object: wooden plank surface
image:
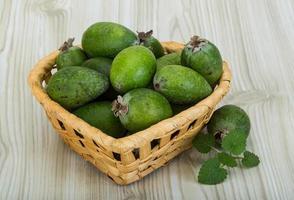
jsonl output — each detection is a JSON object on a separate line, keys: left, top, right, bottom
{"left": 1, "top": 0, "right": 294, "bottom": 199}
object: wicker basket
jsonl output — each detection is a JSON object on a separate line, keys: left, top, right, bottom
{"left": 28, "top": 41, "right": 231, "bottom": 185}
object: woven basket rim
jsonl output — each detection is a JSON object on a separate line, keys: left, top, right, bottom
{"left": 28, "top": 41, "right": 231, "bottom": 153}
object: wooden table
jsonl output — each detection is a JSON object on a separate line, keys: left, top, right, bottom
{"left": 1, "top": 0, "right": 294, "bottom": 199}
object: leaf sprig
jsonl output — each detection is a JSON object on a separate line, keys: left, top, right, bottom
{"left": 193, "top": 130, "right": 260, "bottom": 185}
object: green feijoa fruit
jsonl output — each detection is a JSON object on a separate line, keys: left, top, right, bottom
{"left": 46, "top": 66, "right": 109, "bottom": 110}
{"left": 112, "top": 88, "right": 173, "bottom": 133}
{"left": 110, "top": 46, "right": 156, "bottom": 94}
{"left": 56, "top": 38, "right": 87, "bottom": 70}
{"left": 135, "top": 30, "right": 164, "bottom": 58}
{"left": 73, "top": 101, "right": 126, "bottom": 138}
{"left": 82, "top": 22, "right": 137, "bottom": 58}
{"left": 81, "top": 57, "right": 112, "bottom": 76}
{"left": 207, "top": 105, "right": 251, "bottom": 141}
{"left": 156, "top": 52, "right": 181, "bottom": 72}
{"left": 81, "top": 57, "right": 119, "bottom": 100}
{"left": 153, "top": 65, "right": 212, "bottom": 104}
{"left": 181, "top": 36, "right": 223, "bottom": 85}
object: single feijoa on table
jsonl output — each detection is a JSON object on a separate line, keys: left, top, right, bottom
{"left": 181, "top": 36, "right": 223, "bottom": 85}
{"left": 73, "top": 101, "right": 126, "bottom": 138}
{"left": 46, "top": 66, "right": 109, "bottom": 110}
{"left": 153, "top": 65, "right": 212, "bottom": 104}
{"left": 82, "top": 22, "right": 137, "bottom": 58}
{"left": 56, "top": 38, "right": 87, "bottom": 70}
{"left": 135, "top": 30, "right": 165, "bottom": 58}
{"left": 207, "top": 105, "right": 251, "bottom": 140}
{"left": 110, "top": 46, "right": 156, "bottom": 94}
{"left": 112, "top": 88, "right": 173, "bottom": 133}
{"left": 81, "top": 57, "right": 113, "bottom": 76}
{"left": 156, "top": 52, "right": 181, "bottom": 72}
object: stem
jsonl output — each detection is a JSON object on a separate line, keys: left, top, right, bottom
{"left": 210, "top": 146, "right": 244, "bottom": 159}
{"left": 231, "top": 156, "right": 243, "bottom": 159}
{"left": 59, "top": 38, "right": 75, "bottom": 51}
{"left": 210, "top": 146, "right": 221, "bottom": 153}
{"left": 187, "top": 35, "right": 208, "bottom": 52}
{"left": 137, "top": 30, "right": 153, "bottom": 44}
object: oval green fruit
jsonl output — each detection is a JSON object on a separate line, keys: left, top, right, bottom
{"left": 73, "top": 101, "right": 126, "bottom": 138}
{"left": 153, "top": 65, "right": 212, "bottom": 104}
{"left": 56, "top": 38, "right": 87, "bottom": 70}
{"left": 112, "top": 88, "right": 173, "bottom": 133}
{"left": 181, "top": 36, "right": 223, "bottom": 85}
{"left": 136, "top": 30, "right": 164, "bottom": 58}
{"left": 207, "top": 105, "right": 251, "bottom": 138}
{"left": 81, "top": 57, "right": 112, "bottom": 76}
{"left": 82, "top": 22, "right": 137, "bottom": 58}
{"left": 46, "top": 66, "right": 109, "bottom": 110}
{"left": 81, "top": 57, "right": 119, "bottom": 100}
{"left": 110, "top": 46, "right": 156, "bottom": 94}
{"left": 156, "top": 52, "right": 181, "bottom": 72}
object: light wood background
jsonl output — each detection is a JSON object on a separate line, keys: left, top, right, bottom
{"left": 1, "top": 0, "right": 294, "bottom": 199}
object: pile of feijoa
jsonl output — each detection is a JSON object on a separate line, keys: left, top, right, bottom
{"left": 46, "top": 22, "right": 224, "bottom": 138}
{"left": 45, "top": 21, "right": 260, "bottom": 185}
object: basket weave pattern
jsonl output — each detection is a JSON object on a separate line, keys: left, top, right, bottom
{"left": 28, "top": 42, "right": 231, "bottom": 185}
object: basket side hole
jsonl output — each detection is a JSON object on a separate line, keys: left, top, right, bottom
{"left": 74, "top": 130, "right": 84, "bottom": 139}
{"left": 42, "top": 80, "right": 47, "bottom": 88}
{"left": 92, "top": 139, "right": 100, "bottom": 148}
{"left": 79, "top": 140, "right": 85, "bottom": 148}
{"left": 107, "top": 175, "right": 114, "bottom": 181}
{"left": 171, "top": 130, "right": 180, "bottom": 140}
{"left": 132, "top": 148, "right": 140, "bottom": 160}
{"left": 188, "top": 120, "right": 197, "bottom": 130}
{"left": 57, "top": 120, "right": 65, "bottom": 130}
{"left": 151, "top": 139, "right": 160, "bottom": 149}
{"left": 112, "top": 152, "right": 121, "bottom": 161}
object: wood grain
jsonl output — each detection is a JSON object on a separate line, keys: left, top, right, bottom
{"left": 1, "top": 0, "right": 294, "bottom": 199}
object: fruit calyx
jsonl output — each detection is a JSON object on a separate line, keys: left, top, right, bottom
{"left": 137, "top": 30, "right": 153, "bottom": 44}
{"left": 112, "top": 96, "right": 128, "bottom": 117}
{"left": 187, "top": 35, "right": 208, "bottom": 52}
{"left": 59, "top": 37, "right": 75, "bottom": 52}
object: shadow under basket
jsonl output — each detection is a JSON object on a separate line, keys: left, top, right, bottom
{"left": 28, "top": 41, "right": 232, "bottom": 185}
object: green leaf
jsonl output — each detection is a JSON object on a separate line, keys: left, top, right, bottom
{"left": 242, "top": 151, "right": 260, "bottom": 167}
{"left": 192, "top": 131, "right": 215, "bottom": 153}
{"left": 218, "top": 152, "right": 237, "bottom": 167}
{"left": 221, "top": 131, "right": 246, "bottom": 155}
{"left": 198, "top": 158, "right": 227, "bottom": 185}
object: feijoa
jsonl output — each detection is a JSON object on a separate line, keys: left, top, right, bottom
{"left": 82, "top": 22, "right": 137, "bottom": 58}
{"left": 156, "top": 52, "right": 181, "bottom": 72}
{"left": 153, "top": 65, "right": 212, "bottom": 104}
{"left": 110, "top": 46, "right": 156, "bottom": 94}
{"left": 81, "top": 57, "right": 119, "bottom": 100}
{"left": 73, "top": 101, "right": 126, "bottom": 138}
{"left": 181, "top": 36, "right": 223, "bottom": 85}
{"left": 56, "top": 38, "right": 87, "bottom": 70}
{"left": 112, "top": 88, "right": 173, "bottom": 133}
{"left": 207, "top": 105, "right": 251, "bottom": 140}
{"left": 136, "top": 30, "right": 164, "bottom": 58}
{"left": 46, "top": 66, "right": 109, "bottom": 110}
{"left": 81, "top": 57, "right": 112, "bottom": 76}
